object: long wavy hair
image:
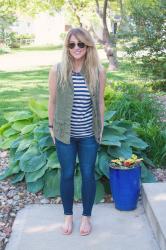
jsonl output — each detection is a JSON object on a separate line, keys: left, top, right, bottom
{"left": 58, "top": 27, "right": 101, "bottom": 93}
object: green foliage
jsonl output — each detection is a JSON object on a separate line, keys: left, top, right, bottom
{"left": 0, "top": 99, "right": 105, "bottom": 202}
{"left": 0, "top": 0, "right": 64, "bottom": 49}
{"left": 0, "top": 11, "right": 17, "bottom": 46}
{"left": 0, "top": 98, "right": 155, "bottom": 202}
{"left": 149, "top": 80, "right": 166, "bottom": 92}
{"left": 124, "top": 0, "right": 166, "bottom": 79}
{"left": 0, "top": 67, "right": 49, "bottom": 126}
{"left": 0, "top": 0, "right": 62, "bottom": 17}
{"left": 104, "top": 82, "right": 166, "bottom": 166}
{"left": 100, "top": 115, "right": 148, "bottom": 163}
{"left": 0, "top": 45, "right": 11, "bottom": 54}
{"left": 8, "top": 32, "right": 35, "bottom": 48}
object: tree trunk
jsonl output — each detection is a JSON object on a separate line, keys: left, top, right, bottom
{"left": 68, "top": 0, "right": 83, "bottom": 27}
{"left": 95, "top": 0, "right": 118, "bottom": 71}
{"left": 104, "top": 41, "right": 118, "bottom": 71}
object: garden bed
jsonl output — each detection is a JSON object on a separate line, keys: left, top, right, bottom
{"left": 0, "top": 149, "right": 165, "bottom": 250}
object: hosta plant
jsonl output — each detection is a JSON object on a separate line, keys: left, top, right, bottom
{"left": 0, "top": 99, "right": 156, "bottom": 203}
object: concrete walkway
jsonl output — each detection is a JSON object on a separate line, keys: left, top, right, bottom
{"left": 5, "top": 200, "right": 159, "bottom": 250}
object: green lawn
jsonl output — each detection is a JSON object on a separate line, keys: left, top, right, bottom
{"left": 0, "top": 48, "right": 165, "bottom": 166}
{"left": 105, "top": 58, "right": 155, "bottom": 83}
{"left": 0, "top": 67, "right": 50, "bottom": 125}
{"left": 11, "top": 45, "right": 63, "bottom": 53}
{"left": 0, "top": 52, "right": 157, "bottom": 126}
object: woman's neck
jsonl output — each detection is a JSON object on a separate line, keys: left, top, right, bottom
{"left": 73, "top": 59, "right": 84, "bottom": 73}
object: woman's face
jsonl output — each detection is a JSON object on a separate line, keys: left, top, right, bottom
{"left": 68, "top": 35, "right": 87, "bottom": 61}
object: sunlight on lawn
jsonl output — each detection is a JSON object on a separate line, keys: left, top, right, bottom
{"left": 0, "top": 47, "right": 153, "bottom": 126}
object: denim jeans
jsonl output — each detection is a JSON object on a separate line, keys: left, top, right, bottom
{"left": 55, "top": 135, "right": 99, "bottom": 216}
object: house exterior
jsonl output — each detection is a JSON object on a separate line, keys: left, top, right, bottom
{"left": 12, "top": 12, "right": 66, "bottom": 45}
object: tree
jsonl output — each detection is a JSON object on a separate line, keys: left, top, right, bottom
{"left": 64, "top": 0, "right": 120, "bottom": 70}
{"left": 0, "top": 0, "right": 123, "bottom": 70}
{"left": 0, "top": 0, "right": 42, "bottom": 45}
{"left": 125, "top": 0, "right": 166, "bottom": 79}
{"left": 0, "top": 1, "right": 17, "bottom": 45}
{"left": 94, "top": 0, "right": 118, "bottom": 70}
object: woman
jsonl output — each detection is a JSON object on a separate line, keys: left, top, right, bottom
{"left": 48, "top": 27, "right": 105, "bottom": 236}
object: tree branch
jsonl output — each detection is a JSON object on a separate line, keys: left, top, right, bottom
{"left": 102, "top": 0, "right": 110, "bottom": 43}
{"left": 89, "top": 25, "right": 105, "bottom": 44}
{"left": 95, "top": 0, "right": 103, "bottom": 18}
{"left": 68, "top": 0, "right": 82, "bottom": 27}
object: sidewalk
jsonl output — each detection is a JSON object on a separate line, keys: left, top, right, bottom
{"left": 5, "top": 201, "right": 159, "bottom": 250}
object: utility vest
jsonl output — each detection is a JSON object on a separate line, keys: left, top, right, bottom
{"left": 53, "top": 63, "right": 102, "bottom": 144}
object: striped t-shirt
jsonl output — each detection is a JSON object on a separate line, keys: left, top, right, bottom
{"left": 70, "top": 71, "right": 94, "bottom": 137}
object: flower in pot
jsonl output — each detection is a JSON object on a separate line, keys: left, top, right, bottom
{"left": 109, "top": 154, "right": 143, "bottom": 211}
{"left": 111, "top": 154, "right": 143, "bottom": 169}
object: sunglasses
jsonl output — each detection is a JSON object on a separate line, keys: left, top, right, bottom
{"left": 68, "top": 42, "right": 86, "bottom": 49}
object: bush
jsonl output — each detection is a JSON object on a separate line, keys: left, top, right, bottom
{"left": 0, "top": 45, "right": 11, "bottom": 54}
{"left": 149, "top": 80, "right": 166, "bottom": 92}
{"left": 124, "top": 0, "right": 165, "bottom": 80}
{"left": 0, "top": 99, "right": 155, "bottom": 201}
{"left": 9, "top": 32, "right": 35, "bottom": 48}
{"left": 104, "top": 82, "right": 166, "bottom": 166}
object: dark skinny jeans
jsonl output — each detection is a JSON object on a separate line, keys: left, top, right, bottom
{"left": 55, "top": 135, "right": 99, "bottom": 216}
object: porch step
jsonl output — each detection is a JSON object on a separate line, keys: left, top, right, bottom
{"left": 142, "top": 182, "right": 166, "bottom": 250}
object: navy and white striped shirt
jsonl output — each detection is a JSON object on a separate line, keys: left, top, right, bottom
{"left": 70, "top": 72, "right": 94, "bottom": 137}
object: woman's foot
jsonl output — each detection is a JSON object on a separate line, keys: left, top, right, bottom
{"left": 61, "top": 215, "right": 73, "bottom": 235}
{"left": 80, "top": 215, "right": 92, "bottom": 236}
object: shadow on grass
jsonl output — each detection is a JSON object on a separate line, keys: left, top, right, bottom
{"left": 0, "top": 67, "right": 50, "bottom": 81}
{"left": 0, "top": 67, "right": 50, "bottom": 126}
{"left": 0, "top": 91, "right": 48, "bottom": 126}
{"left": 104, "top": 58, "right": 151, "bottom": 82}
{"left": 0, "top": 57, "right": 158, "bottom": 126}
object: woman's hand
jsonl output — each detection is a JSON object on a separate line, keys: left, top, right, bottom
{"left": 49, "top": 127, "right": 55, "bottom": 145}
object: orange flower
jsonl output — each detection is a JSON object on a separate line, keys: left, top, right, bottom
{"left": 123, "top": 161, "right": 132, "bottom": 167}
{"left": 110, "top": 154, "right": 143, "bottom": 169}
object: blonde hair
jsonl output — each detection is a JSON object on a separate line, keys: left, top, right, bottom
{"left": 58, "top": 27, "right": 101, "bottom": 93}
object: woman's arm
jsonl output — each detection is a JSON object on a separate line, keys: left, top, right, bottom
{"left": 48, "top": 64, "right": 57, "bottom": 144}
{"left": 99, "top": 66, "right": 106, "bottom": 140}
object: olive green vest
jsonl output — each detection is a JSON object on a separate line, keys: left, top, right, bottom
{"left": 53, "top": 63, "right": 102, "bottom": 144}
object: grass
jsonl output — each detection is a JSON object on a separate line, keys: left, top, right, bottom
{"left": 11, "top": 44, "right": 63, "bottom": 53}
{"left": 0, "top": 45, "right": 63, "bottom": 55}
{"left": 0, "top": 67, "right": 50, "bottom": 125}
{"left": 0, "top": 54, "right": 144, "bottom": 126}
{"left": 0, "top": 48, "right": 164, "bottom": 126}
{"left": 0, "top": 47, "right": 165, "bottom": 166}
{"left": 104, "top": 58, "right": 159, "bottom": 84}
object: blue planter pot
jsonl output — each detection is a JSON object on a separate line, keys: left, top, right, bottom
{"left": 109, "top": 164, "right": 141, "bottom": 211}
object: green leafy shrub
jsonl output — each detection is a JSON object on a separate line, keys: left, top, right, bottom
{"left": 0, "top": 99, "right": 155, "bottom": 202}
{"left": 149, "top": 80, "right": 166, "bottom": 92}
{"left": 104, "top": 82, "right": 166, "bottom": 166}
{"left": 0, "top": 45, "right": 11, "bottom": 54}
{"left": 124, "top": 0, "right": 165, "bottom": 80}
{"left": 8, "top": 32, "right": 35, "bottom": 48}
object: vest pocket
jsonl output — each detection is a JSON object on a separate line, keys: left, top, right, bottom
{"left": 54, "top": 120, "right": 69, "bottom": 138}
